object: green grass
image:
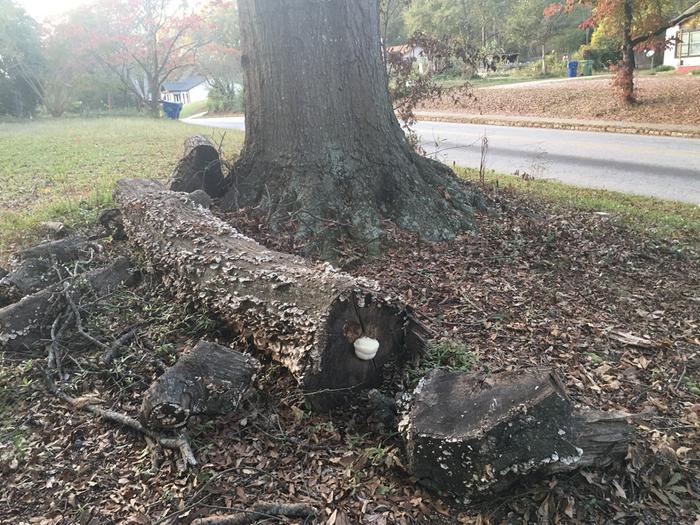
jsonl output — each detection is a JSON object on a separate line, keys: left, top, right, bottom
{"left": 0, "top": 117, "right": 243, "bottom": 261}
{"left": 179, "top": 99, "right": 209, "bottom": 119}
{"left": 460, "top": 168, "right": 700, "bottom": 246}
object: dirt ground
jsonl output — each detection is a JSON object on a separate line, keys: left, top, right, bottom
{"left": 422, "top": 75, "right": 700, "bottom": 126}
{"left": 1, "top": 184, "right": 699, "bottom": 524}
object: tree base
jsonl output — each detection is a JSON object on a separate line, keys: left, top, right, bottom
{"left": 222, "top": 152, "right": 483, "bottom": 257}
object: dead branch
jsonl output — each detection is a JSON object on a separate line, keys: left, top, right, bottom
{"left": 190, "top": 503, "right": 316, "bottom": 525}
{"left": 101, "top": 323, "right": 142, "bottom": 365}
{"left": 44, "top": 371, "right": 197, "bottom": 470}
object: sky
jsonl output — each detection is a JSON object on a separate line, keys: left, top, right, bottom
{"left": 17, "top": 0, "right": 91, "bottom": 21}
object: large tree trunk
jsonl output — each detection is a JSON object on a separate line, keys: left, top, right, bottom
{"left": 223, "top": 0, "right": 481, "bottom": 256}
{"left": 115, "top": 179, "right": 428, "bottom": 410}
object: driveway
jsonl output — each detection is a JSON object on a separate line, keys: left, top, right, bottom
{"left": 182, "top": 116, "right": 700, "bottom": 205}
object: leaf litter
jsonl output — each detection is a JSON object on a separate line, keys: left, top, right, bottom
{"left": 1, "top": 182, "right": 698, "bottom": 524}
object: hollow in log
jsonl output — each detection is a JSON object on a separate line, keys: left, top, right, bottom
{"left": 169, "top": 135, "right": 225, "bottom": 197}
{"left": 140, "top": 340, "right": 259, "bottom": 430}
{"left": 399, "top": 368, "right": 633, "bottom": 497}
{"left": 114, "top": 179, "right": 427, "bottom": 410}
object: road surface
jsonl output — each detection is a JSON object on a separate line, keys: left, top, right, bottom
{"left": 182, "top": 116, "right": 700, "bottom": 204}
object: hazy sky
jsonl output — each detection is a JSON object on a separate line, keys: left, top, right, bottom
{"left": 17, "top": 0, "right": 91, "bottom": 21}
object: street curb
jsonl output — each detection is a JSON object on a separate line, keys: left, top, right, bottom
{"left": 413, "top": 113, "right": 700, "bottom": 139}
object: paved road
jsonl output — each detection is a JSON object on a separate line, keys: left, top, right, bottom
{"left": 183, "top": 116, "right": 700, "bottom": 204}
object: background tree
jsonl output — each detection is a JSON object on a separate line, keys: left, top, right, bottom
{"left": 0, "top": 0, "right": 42, "bottom": 117}
{"left": 75, "top": 0, "right": 204, "bottom": 115}
{"left": 506, "top": 0, "right": 589, "bottom": 73}
{"left": 547, "top": 0, "right": 700, "bottom": 102}
{"left": 225, "top": 0, "right": 481, "bottom": 257}
{"left": 196, "top": 1, "right": 244, "bottom": 112}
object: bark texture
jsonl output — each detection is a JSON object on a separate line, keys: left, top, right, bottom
{"left": 0, "top": 257, "right": 139, "bottom": 354}
{"left": 400, "top": 368, "right": 632, "bottom": 497}
{"left": 170, "top": 135, "right": 226, "bottom": 197}
{"left": 0, "top": 236, "right": 97, "bottom": 306}
{"left": 140, "top": 340, "right": 259, "bottom": 430}
{"left": 223, "top": 0, "right": 481, "bottom": 253}
{"left": 115, "top": 179, "right": 427, "bottom": 410}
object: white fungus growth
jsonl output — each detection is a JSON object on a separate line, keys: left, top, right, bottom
{"left": 353, "top": 336, "right": 379, "bottom": 360}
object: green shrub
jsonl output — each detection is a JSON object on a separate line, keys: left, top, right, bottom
{"left": 691, "top": 69, "right": 700, "bottom": 76}
{"left": 653, "top": 64, "right": 675, "bottom": 72}
{"left": 207, "top": 87, "right": 245, "bottom": 114}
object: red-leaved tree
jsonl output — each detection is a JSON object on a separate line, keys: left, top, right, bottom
{"left": 546, "top": 0, "right": 700, "bottom": 103}
{"left": 74, "top": 0, "right": 205, "bottom": 115}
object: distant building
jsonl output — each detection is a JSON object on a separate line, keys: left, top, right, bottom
{"left": 161, "top": 75, "right": 210, "bottom": 105}
{"left": 386, "top": 44, "right": 428, "bottom": 74}
{"left": 664, "top": 1, "right": 700, "bottom": 73}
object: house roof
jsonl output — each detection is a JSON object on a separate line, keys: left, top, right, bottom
{"left": 161, "top": 75, "right": 206, "bottom": 92}
{"left": 672, "top": 1, "right": 700, "bottom": 25}
{"left": 386, "top": 44, "right": 422, "bottom": 55}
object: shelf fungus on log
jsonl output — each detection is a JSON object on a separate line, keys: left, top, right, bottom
{"left": 169, "top": 135, "right": 226, "bottom": 198}
{"left": 114, "top": 179, "right": 428, "bottom": 410}
{"left": 399, "top": 368, "right": 633, "bottom": 498}
{"left": 140, "top": 340, "right": 259, "bottom": 430}
{"left": 0, "top": 257, "right": 139, "bottom": 354}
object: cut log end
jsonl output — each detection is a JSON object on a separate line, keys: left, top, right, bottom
{"left": 140, "top": 341, "right": 259, "bottom": 430}
{"left": 303, "top": 290, "right": 419, "bottom": 410}
{"left": 400, "top": 368, "right": 633, "bottom": 498}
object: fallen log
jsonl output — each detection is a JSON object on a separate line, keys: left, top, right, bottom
{"left": 169, "top": 135, "right": 226, "bottom": 197}
{"left": 0, "top": 236, "right": 97, "bottom": 306}
{"left": 399, "top": 368, "right": 633, "bottom": 498}
{"left": 140, "top": 340, "right": 259, "bottom": 430}
{"left": 114, "top": 179, "right": 427, "bottom": 410}
{"left": 0, "top": 257, "right": 139, "bottom": 353}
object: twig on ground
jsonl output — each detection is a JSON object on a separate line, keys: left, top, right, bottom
{"left": 43, "top": 370, "right": 198, "bottom": 469}
{"left": 190, "top": 503, "right": 316, "bottom": 525}
{"left": 63, "top": 283, "right": 110, "bottom": 351}
{"left": 101, "top": 323, "right": 142, "bottom": 365}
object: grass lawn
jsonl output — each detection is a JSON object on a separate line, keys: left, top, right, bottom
{"left": 460, "top": 167, "right": 700, "bottom": 247}
{"left": 0, "top": 117, "right": 243, "bottom": 261}
{"left": 179, "top": 99, "right": 209, "bottom": 118}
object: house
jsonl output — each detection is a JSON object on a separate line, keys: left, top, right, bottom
{"left": 663, "top": 1, "right": 700, "bottom": 73}
{"left": 386, "top": 44, "right": 429, "bottom": 74}
{"left": 161, "top": 75, "right": 210, "bottom": 105}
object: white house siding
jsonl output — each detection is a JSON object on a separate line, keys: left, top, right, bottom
{"left": 188, "top": 82, "right": 210, "bottom": 103}
{"left": 664, "top": 24, "right": 700, "bottom": 69}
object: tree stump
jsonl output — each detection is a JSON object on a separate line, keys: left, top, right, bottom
{"left": 169, "top": 135, "right": 226, "bottom": 197}
{"left": 140, "top": 340, "right": 259, "bottom": 430}
{"left": 0, "top": 257, "right": 139, "bottom": 354}
{"left": 400, "top": 368, "right": 633, "bottom": 497}
{"left": 114, "top": 179, "right": 427, "bottom": 410}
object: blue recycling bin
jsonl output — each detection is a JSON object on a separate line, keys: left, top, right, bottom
{"left": 162, "top": 100, "right": 183, "bottom": 120}
{"left": 567, "top": 60, "right": 579, "bottom": 78}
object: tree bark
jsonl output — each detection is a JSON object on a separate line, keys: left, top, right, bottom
{"left": 0, "top": 257, "right": 139, "bottom": 354}
{"left": 115, "top": 179, "right": 428, "bottom": 410}
{"left": 620, "top": 0, "right": 636, "bottom": 103}
{"left": 223, "top": 0, "right": 481, "bottom": 256}
{"left": 140, "top": 340, "right": 259, "bottom": 430}
{"left": 400, "top": 368, "right": 633, "bottom": 497}
{"left": 0, "top": 236, "right": 97, "bottom": 306}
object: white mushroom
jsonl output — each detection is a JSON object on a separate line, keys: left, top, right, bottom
{"left": 353, "top": 336, "right": 379, "bottom": 360}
